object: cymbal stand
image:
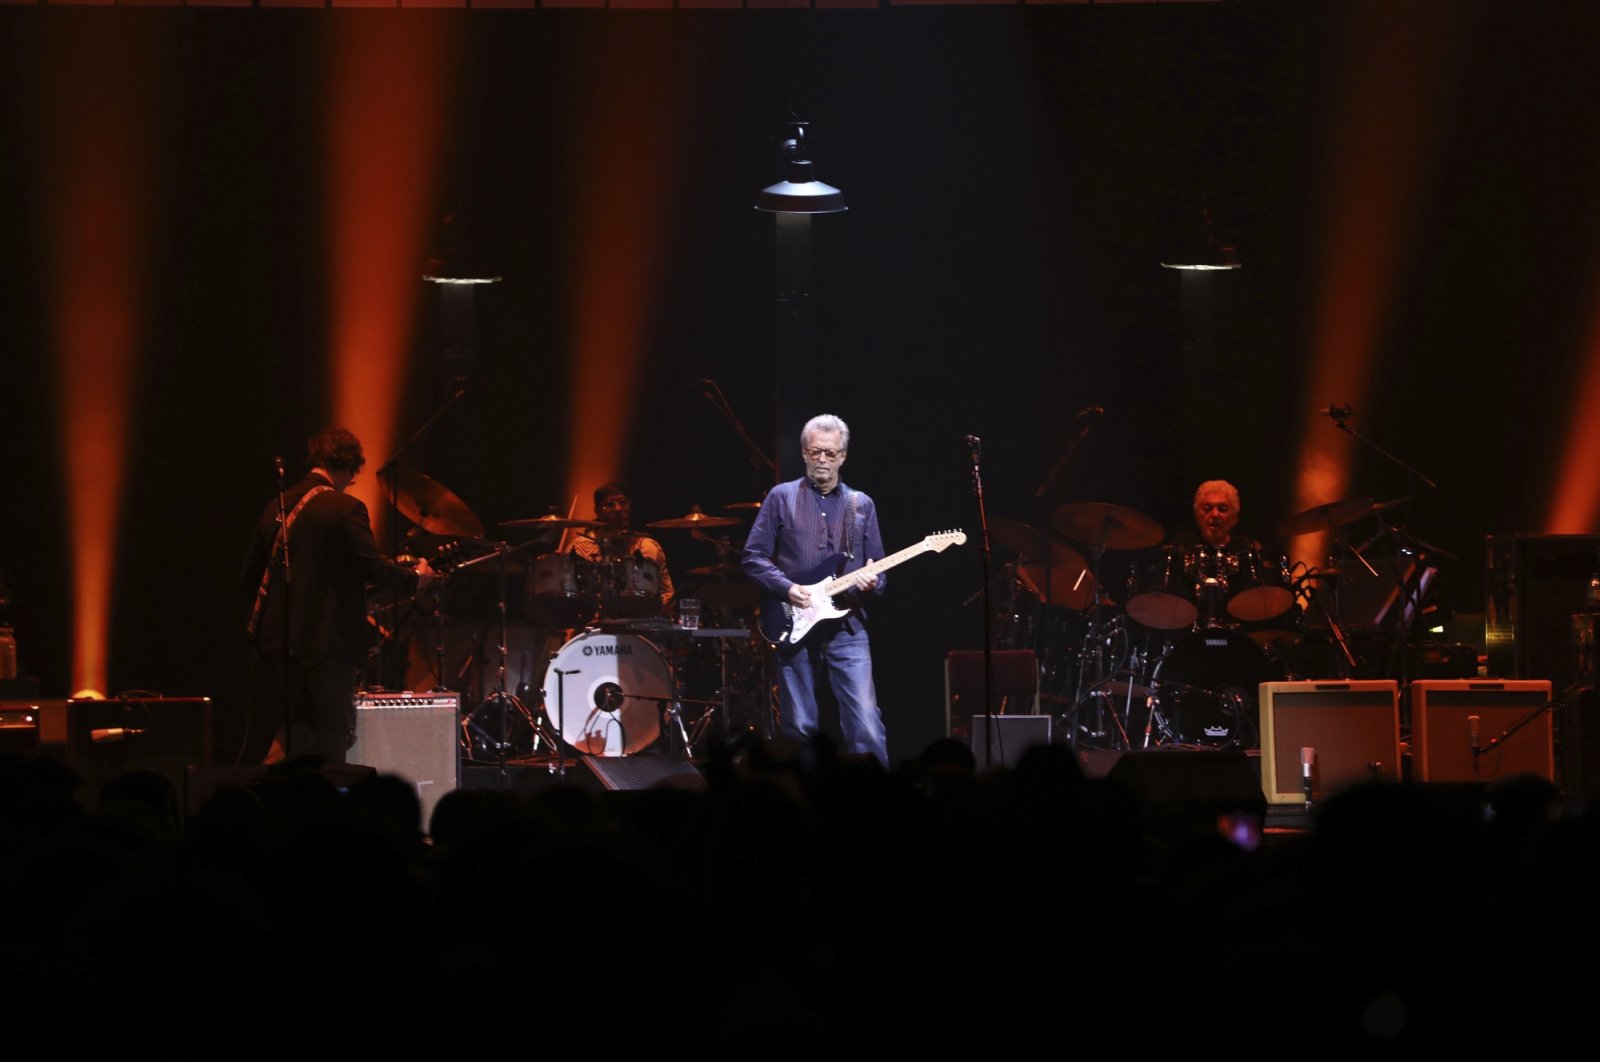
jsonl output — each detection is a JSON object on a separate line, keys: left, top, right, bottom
{"left": 459, "top": 542, "right": 555, "bottom": 783}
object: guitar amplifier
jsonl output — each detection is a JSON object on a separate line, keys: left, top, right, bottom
{"left": 350, "top": 690, "right": 460, "bottom": 832}
{"left": 1410, "top": 679, "right": 1554, "bottom": 784}
{"left": 1259, "top": 681, "right": 1401, "bottom": 805}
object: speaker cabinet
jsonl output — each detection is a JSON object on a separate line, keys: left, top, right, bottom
{"left": 967, "top": 714, "right": 1052, "bottom": 771}
{"left": 580, "top": 754, "right": 705, "bottom": 791}
{"left": 350, "top": 702, "right": 460, "bottom": 829}
{"left": 1409, "top": 680, "right": 1554, "bottom": 784}
{"left": 39, "top": 696, "right": 213, "bottom": 806}
{"left": 1259, "top": 681, "right": 1400, "bottom": 805}
{"left": 944, "top": 650, "right": 1039, "bottom": 736}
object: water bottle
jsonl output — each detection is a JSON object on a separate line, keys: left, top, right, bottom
{"left": 0, "top": 626, "right": 16, "bottom": 681}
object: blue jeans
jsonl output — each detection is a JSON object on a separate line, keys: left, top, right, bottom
{"left": 774, "top": 620, "right": 888, "bottom": 767}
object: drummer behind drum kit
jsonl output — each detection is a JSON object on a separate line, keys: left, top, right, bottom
{"left": 995, "top": 501, "right": 1326, "bottom": 753}
{"left": 375, "top": 470, "right": 768, "bottom": 767}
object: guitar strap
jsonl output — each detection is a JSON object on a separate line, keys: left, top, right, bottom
{"left": 247, "top": 484, "right": 333, "bottom": 637}
{"left": 838, "top": 487, "right": 858, "bottom": 572}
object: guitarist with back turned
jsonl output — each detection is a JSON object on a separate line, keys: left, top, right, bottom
{"left": 743, "top": 413, "right": 890, "bottom": 767}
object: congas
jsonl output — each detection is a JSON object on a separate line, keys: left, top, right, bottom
{"left": 526, "top": 553, "right": 598, "bottom": 629}
{"left": 1227, "top": 548, "right": 1295, "bottom": 623}
{"left": 1151, "top": 627, "right": 1284, "bottom": 749}
{"left": 1124, "top": 546, "right": 1198, "bottom": 630}
{"left": 542, "top": 630, "right": 673, "bottom": 756}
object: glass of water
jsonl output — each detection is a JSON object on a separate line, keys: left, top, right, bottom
{"left": 678, "top": 598, "right": 701, "bottom": 630}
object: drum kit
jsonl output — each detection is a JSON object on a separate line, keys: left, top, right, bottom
{"left": 374, "top": 469, "right": 772, "bottom": 768}
{"left": 995, "top": 498, "right": 1389, "bottom": 753}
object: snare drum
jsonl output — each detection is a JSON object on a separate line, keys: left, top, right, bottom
{"left": 1227, "top": 548, "right": 1294, "bottom": 622}
{"left": 542, "top": 630, "right": 674, "bottom": 756}
{"left": 1124, "top": 546, "right": 1198, "bottom": 630}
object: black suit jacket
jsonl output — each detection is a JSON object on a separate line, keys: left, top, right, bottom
{"left": 242, "top": 474, "right": 418, "bottom": 668}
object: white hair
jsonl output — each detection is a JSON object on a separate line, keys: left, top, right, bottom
{"left": 801, "top": 413, "right": 850, "bottom": 452}
{"left": 1193, "top": 479, "right": 1240, "bottom": 511}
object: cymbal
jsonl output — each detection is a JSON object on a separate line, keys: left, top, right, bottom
{"left": 647, "top": 505, "right": 744, "bottom": 530}
{"left": 991, "top": 518, "right": 1058, "bottom": 563}
{"left": 1276, "top": 496, "right": 1407, "bottom": 538}
{"left": 1016, "top": 559, "right": 1099, "bottom": 612}
{"left": 725, "top": 501, "right": 764, "bottom": 511}
{"left": 1050, "top": 502, "right": 1164, "bottom": 552}
{"left": 381, "top": 468, "right": 484, "bottom": 538}
{"left": 500, "top": 514, "right": 603, "bottom": 530}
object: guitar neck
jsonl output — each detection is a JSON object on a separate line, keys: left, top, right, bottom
{"left": 825, "top": 540, "right": 931, "bottom": 591}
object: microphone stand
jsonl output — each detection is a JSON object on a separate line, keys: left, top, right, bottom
{"left": 274, "top": 457, "right": 295, "bottom": 759}
{"left": 968, "top": 436, "right": 997, "bottom": 770}
{"left": 698, "top": 379, "right": 779, "bottom": 486}
{"left": 1472, "top": 680, "right": 1584, "bottom": 771}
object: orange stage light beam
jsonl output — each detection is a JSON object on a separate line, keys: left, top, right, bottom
{"left": 562, "top": 31, "right": 697, "bottom": 510}
{"left": 1291, "top": 1, "right": 1459, "bottom": 572}
{"left": 325, "top": 15, "right": 463, "bottom": 529}
{"left": 1546, "top": 307, "right": 1600, "bottom": 532}
{"left": 38, "top": 22, "right": 171, "bottom": 697}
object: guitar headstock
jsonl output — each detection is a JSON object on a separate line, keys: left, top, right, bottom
{"left": 924, "top": 529, "right": 967, "bottom": 552}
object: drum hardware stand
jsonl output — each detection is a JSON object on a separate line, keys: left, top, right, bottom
{"left": 459, "top": 542, "right": 558, "bottom": 780}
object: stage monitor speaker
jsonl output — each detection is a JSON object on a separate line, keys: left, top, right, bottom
{"left": 967, "top": 714, "right": 1051, "bottom": 771}
{"left": 350, "top": 701, "right": 460, "bottom": 831}
{"left": 581, "top": 755, "right": 705, "bottom": 792}
{"left": 945, "top": 650, "right": 1039, "bottom": 736}
{"left": 1259, "top": 681, "right": 1400, "bottom": 805}
{"left": 1410, "top": 680, "right": 1554, "bottom": 784}
{"left": 40, "top": 696, "right": 213, "bottom": 807}
{"left": 1103, "top": 749, "right": 1266, "bottom": 847}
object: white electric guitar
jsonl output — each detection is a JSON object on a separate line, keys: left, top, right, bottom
{"left": 758, "top": 529, "right": 967, "bottom": 646}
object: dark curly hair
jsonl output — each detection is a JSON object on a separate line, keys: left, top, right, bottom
{"left": 307, "top": 427, "right": 366, "bottom": 474}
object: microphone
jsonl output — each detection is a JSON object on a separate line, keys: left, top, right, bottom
{"left": 965, "top": 434, "right": 981, "bottom": 448}
{"left": 91, "top": 727, "right": 145, "bottom": 744}
{"left": 273, "top": 455, "right": 286, "bottom": 480}
{"left": 1074, "top": 405, "right": 1105, "bottom": 422}
{"left": 1321, "top": 403, "right": 1352, "bottom": 419}
{"left": 1301, "top": 746, "right": 1315, "bottom": 808}
{"left": 1469, "top": 714, "right": 1481, "bottom": 758}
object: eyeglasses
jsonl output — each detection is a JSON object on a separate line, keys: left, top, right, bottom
{"left": 804, "top": 448, "right": 843, "bottom": 461}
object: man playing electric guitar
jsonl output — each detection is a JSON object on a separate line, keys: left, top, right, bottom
{"left": 742, "top": 414, "right": 890, "bottom": 768}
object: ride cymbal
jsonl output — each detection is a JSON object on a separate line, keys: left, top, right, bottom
{"left": 380, "top": 468, "right": 485, "bottom": 538}
{"left": 1276, "top": 497, "right": 1386, "bottom": 537}
{"left": 1049, "top": 502, "right": 1164, "bottom": 552}
{"left": 647, "top": 505, "right": 744, "bottom": 530}
{"left": 500, "top": 514, "right": 603, "bottom": 530}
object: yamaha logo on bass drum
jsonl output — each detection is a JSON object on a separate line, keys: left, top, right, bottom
{"left": 582, "top": 643, "right": 634, "bottom": 657}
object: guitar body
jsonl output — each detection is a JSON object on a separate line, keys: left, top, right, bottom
{"left": 755, "top": 530, "right": 967, "bottom": 647}
{"left": 758, "top": 557, "right": 856, "bottom": 647}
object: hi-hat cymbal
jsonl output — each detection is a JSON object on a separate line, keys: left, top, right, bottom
{"left": 381, "top": 468, "right": 484, "bottom": 538}
{"left": 725, "top": 501, "right": 764, "bottom": 511}
{"left": 1050, "top": 502, "right": 1164, "bottom": 552}
{"left": 647, "top": 505, "right": 744, "bottom": 530}
{"left": 500, "top": 514, "right": 603, "bottom": 531}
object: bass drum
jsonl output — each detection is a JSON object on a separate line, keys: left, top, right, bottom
{"left": 1152, "top": 628, "right": 1284, "bottom": 749}
{"left": 542, "top": 630, "right": 673, "bottom": 756}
